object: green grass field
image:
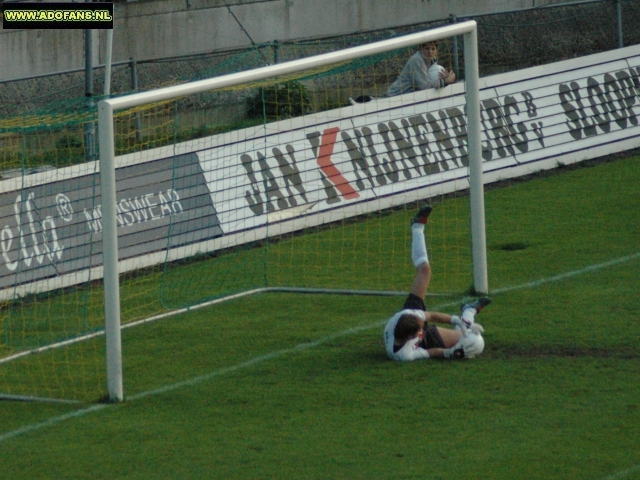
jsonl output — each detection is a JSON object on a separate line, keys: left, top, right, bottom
{"left": 0, "top": 155, "right": 639, "bottom": 479}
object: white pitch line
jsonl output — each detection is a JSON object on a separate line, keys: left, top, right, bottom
{"left": 0, "top": 404, "right": 108, "bottom": 443}
{"left": 127, "top": 323, "right": 375, "bottom": 402}
{"left": 491, "top": 252, "right": 640, "bottom": 294}
{"left": 0, "top": 324, "right": 379, "bottom": 444}
{"left": 0, "top": 251, "right": 639, "bottom": 447}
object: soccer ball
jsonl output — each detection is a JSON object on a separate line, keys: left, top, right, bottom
{"left": 427, "top": 64, "right": 445, "bottom": 85}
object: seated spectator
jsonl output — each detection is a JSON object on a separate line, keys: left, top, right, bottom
{"left": 387, "top": 41, "right": 456, "bottom": 97}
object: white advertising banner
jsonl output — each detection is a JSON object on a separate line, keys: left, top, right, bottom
{"left": 196, "top": 45, "right": 640, "bottom": 240}
{"left": 1, "top": 44, "right": 639, "bottom": 299}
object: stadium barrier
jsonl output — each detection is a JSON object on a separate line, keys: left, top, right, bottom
{"left": 0, "top": 43, "right": 638, "bottom": 301}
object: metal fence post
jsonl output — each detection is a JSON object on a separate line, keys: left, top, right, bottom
{"left": 449, "top": 14, "right": 460, "bottom": 77}
{"left": 616, "top": 0, "right": 623, "bottom": 48}
{"left": 130, "top": 56, "right": 142, "bottom": 142}
{"left": 84, "top": 28, "right": 96, "bottom": 162}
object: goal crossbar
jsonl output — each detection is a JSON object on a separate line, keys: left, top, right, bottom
{"left": 97, "top": 20, "right": 486, "bottom": 402}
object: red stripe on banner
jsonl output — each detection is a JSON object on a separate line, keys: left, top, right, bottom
{"left": 316, "top": 127, "right": 360, "bottom": 199}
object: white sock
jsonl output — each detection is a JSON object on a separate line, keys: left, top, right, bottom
{"left": 461, "top": 307, "right": 477, "bottom": 325}
{"left": 411, "top": 223, "right": 429, "bottom": 267}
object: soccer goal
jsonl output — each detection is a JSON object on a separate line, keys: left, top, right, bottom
{"left": 95, "top": 20, "right": 486, "bottom": 402}
{"left": 0, "top": 21, "right": 486, "bottom": 403}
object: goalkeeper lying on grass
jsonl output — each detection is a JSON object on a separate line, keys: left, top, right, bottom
{"left": 384, "top": 205, "right": 490, "bottom": 361}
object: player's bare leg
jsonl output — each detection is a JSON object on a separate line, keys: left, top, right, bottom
{"left": 437, "top": 325, "right": 463, "bottom": 347}
{"left": 410, "top": 263, "right": 431, "bottom": 301}
{"left": 409, "top": 204, "right": 433, "bottom": 300}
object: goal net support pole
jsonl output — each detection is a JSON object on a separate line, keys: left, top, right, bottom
{"left": 97, "top": 20, "right": 486, "bottom": 402}
{"left": 464, "top": 27, "right": 489, "bottom": 295}
{"left": 97, "top": 101, "right": 124, "bottom": 402}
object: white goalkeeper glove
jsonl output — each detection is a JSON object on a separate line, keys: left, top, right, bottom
{"left": 444, "top": 332, "right": 484, "bottom": 359}
{"left": 450, "top": 315, "right": 468, "bottom": 337}
{"left": 469, "top": 322, "right": 484, "bottom": 335}
{"left": 451, "top": 316, "right": 484, "bottom": 337}
{"left": 443, "top": 346, "right": 465, "bottom": 359}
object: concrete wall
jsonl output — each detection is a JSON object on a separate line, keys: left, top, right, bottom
{"left": 1, "top": 0, "right": 581, "bottom": 81}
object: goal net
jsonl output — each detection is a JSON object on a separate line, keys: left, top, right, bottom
{"left": 0, "top": 21, "right": 485, "bottom": 403}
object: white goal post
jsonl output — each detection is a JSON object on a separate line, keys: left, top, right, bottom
{"left": 97, "top": 20, "right": 487, "bottom": 402}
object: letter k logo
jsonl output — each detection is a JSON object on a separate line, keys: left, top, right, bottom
{"left": 316, "top": 128, "right": 360, "bottom": 200}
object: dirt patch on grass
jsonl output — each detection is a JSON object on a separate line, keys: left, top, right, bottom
{"left": 487, "top": 344, "right": 639, "bottom": 360}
